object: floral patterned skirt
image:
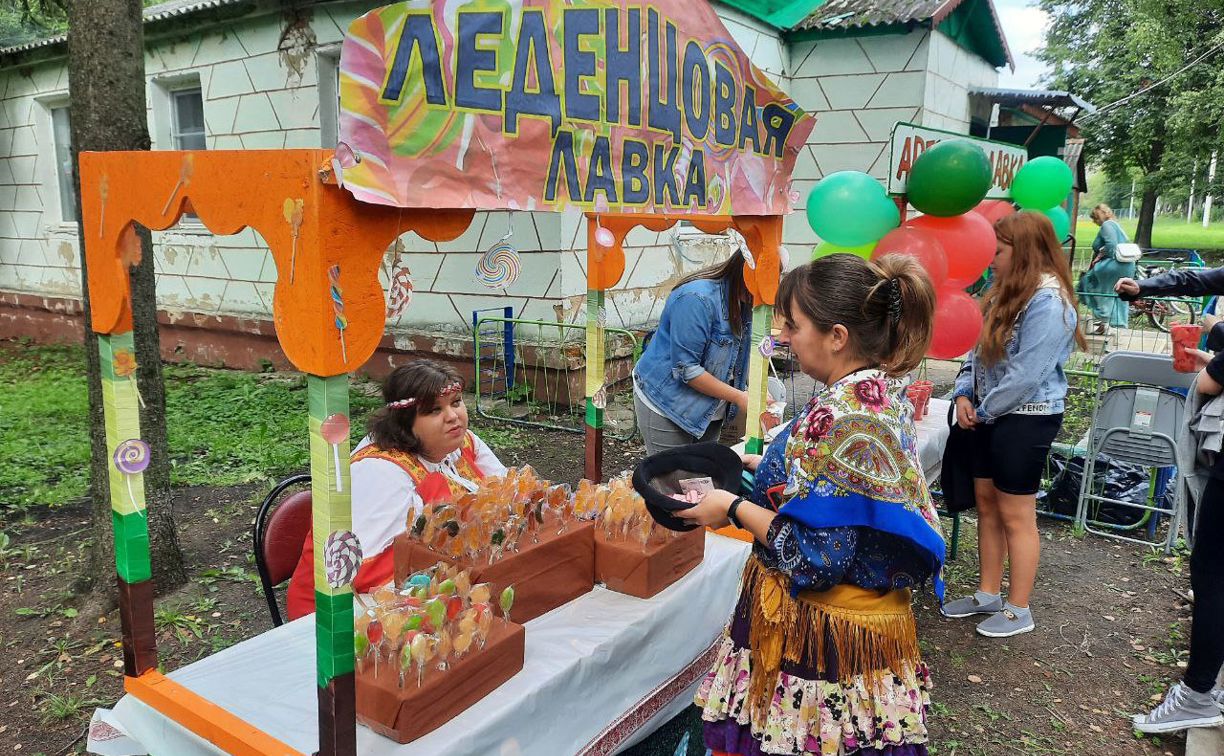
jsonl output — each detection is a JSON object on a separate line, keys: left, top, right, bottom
{"left": 695, "top": 578, "right": 933, "bottom": 756}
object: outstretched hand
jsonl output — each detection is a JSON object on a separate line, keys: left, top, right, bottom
{"left": 1115, "top": 278, "right": 1140, "bottom": 298}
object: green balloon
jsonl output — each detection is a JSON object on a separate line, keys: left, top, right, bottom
{"left": 813, "top": 241, "right": 877, "bottom": 261}
{"left": 907, "top": 140, "right": 992, "bottom": 217}
{"left": 1041, "top": 206, "right": 1071, "bottom": 240}
{"left": 1012, "top": 156, "right": 1074, "bottom": 210}
{"left": 805, "top": 171, "right": 900, "bottom": 247}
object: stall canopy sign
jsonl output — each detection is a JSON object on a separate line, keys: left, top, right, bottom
{"left": 338, "top": 1, "right": 814, "bottom": 215}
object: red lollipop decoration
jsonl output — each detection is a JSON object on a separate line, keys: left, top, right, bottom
{"left": 929, "top": 288, "right": 983, "bottom": 359}
{"left": 871, "top": 226, "right": 948, "bottom": 287}
{"left": 907, "top": 212, "right": 996, "bottom": 289}
{"left": 320, "top": 413, "right": 350, "bottom": 492}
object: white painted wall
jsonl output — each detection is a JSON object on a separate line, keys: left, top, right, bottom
{"left": 922, "top": 30, "right": 1000, "bottom": 133}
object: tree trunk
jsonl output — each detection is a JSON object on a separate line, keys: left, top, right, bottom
{"left": 67, "top": 0, "right": 186, "bottom": 602}
{"left": 1134, "top": 139, "right": 1166, "bottom": 249}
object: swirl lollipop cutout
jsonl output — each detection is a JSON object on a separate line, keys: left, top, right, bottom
{"left": 474, "top": 236, "right": 521, "bottom": 289}
{"left": 328, "top": 265, "right": 348, "bottom": 364}
{"left": 387, "top": 266, "right": 414, "bottom": 319}
{"left": 323, "top": 529, "right": 362, "bottom": 590}
{"left": 113, "top": 439, "right": 150, "bottom": 517}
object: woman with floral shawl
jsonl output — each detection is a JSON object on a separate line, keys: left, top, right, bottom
{"left": 678, "top": 253, "right": 945, "bottom": 756}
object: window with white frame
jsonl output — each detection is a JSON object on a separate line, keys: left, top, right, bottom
{"left": 50, "top": 106, "right": 77, "bottom": 222}
{"left": 170, "top": 87, "right": 206, "bottom": 150}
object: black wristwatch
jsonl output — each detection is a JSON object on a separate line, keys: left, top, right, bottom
{"left": 727, "top": 496, "right": 746, "bottom": 528}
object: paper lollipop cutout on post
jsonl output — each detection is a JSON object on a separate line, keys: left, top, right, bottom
{"left": 161, "top": 154, "right": 194, "bottom": 216}
{"left": 594, "top": 217, "right": 615, "bottom": 248}
{"left": 779, "top": 245, "right": 791, "bottom": 269}
{"left": 726, "top": 229, "right": 755, "bottom": 269}
{"left": 592, "top": 384, "right": 608, "bottom": 410}
{"left": 328, "top": 265, "right": 348, "bottom": 364}
{"left": 387, "top": 266, "right": 414, "bottom": 319}
{"left": 758, "top": 335, "right": 776, "bottom": 358}
{"left": 112, "top": 347, "right": 145, "bottom": 409}
{"left": 113, "top": 439, "right": 150, "bottom": 516}
{"left": 283, "top": 198, "right": 305, "bottom": 283}
{"left": 475, "top": 235, "right": 521, "bottom": 289}
{"left": 320, "top": 413, "right": 350, "bottom": 492}
{"left": 323, "top": 529, "right": 363, "bottom": 589}
{"left": 99, "top": 175, "right": 109, "bottom": 238}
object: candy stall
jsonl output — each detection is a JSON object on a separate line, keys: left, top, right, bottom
{"left": 81, "top": 1, "right": 814, "bottom": 753}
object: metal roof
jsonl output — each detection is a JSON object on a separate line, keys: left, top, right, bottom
{"left": 0, "top": 0, "right": 249, "bottom": 59}
{"left": 971, "top": 87, "right": 1097, "bottom": 114}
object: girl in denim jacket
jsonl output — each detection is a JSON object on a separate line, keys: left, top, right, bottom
{"left": 633, "top": 251, "right": 753, "bottom": 454}
{"left": 944, "top": 211, "right": 1086, "bottom": 638}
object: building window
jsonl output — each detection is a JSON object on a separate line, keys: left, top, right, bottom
{"left": 170, "top": 87, "right": 206, "bottom": 150}
{"left": 51, "top": 106, "right": 77, "bottom": 223}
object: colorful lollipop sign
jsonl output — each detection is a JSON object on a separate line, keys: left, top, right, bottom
{"left": 320, "top": 413, "right": 350, "bottom": 492}
{"left": 283, "top": 198, "right": 305, "bottom": 283}
{"left": 387, "top": 266, "right": 414, "bottom": 319}
{"left": 474, "top": 237, "right": 521, "bottom": 289}
{"left": 111, "top": 348, "right": 145, "bottom": 409}
{"left": 324, "top": 529, "right": 362, "bottom": 590}
{"left": 113, "top": 438, "right": 150, "bottom": 516}
{"left": 328, "top": 264, "right": 348, "bottom": 364}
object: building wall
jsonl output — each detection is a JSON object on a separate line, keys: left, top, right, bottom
{"left": 921, "top": 29, "right": 1000, "bottom": 133}
{"left": 782, "top": 30, "right": 931, "bottom": 252}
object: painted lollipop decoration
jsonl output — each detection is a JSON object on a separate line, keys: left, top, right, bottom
{"left": 593, "top": 217, "right": 615, "bottom": 248}
{"left": 328, "top": 265, "right": 348, "bottom": 364}
{"left": 113, "top": 439, "right": 150, "bottom": 516}
{"left": 320, "top": 413, "right": 350, "bottom": 492}
{"left": 758, "top": 335, "right": 776, "bottom": 359}
{"left": 387, "top": 266, "right": 414, "bottom": 319}
{"left": 283, "top": 198, "right": 305, "bottom": 283}
{"left": 98, "top": 175, "right": 108, "bottom": 238}
{"left": 161, "top": 154, "right": 194, "bottom": 216}
{"left": 474, "top": 231, "right": 520, "bottom": 289}
{"left": 779, "top": 245, "right": 791, "bottom": 270}
{"left": 323, "top": 529, "right": 362, "bottom": 590}
{"left": 112, "top": 347, "right": 146, "bottom": 409}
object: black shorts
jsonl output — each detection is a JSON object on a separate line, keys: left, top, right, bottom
{"left": 971, "top": 413, "right": 1063, "bottom": 496}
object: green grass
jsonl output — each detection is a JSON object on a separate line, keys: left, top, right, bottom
{"left": 1073, "top": 216, "right": 1224, "bottom": 254}
{"left": 0, "top": 342, "right": 391, "bottom": 516}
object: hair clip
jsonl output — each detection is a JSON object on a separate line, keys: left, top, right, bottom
{"left": 887, "top": 278, "right": 903, "bottom": 324}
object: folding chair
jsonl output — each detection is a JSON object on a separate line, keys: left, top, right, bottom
{"left": 1074, "top": 351, "right": 1194, "bottom": 552}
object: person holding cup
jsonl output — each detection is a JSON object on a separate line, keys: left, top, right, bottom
{"left": 945, "top": 212, "right": 1086, "bottom": 638}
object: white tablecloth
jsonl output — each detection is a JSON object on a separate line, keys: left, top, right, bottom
{"left": 91, "top": 533, "right": 752, "bottom": 756}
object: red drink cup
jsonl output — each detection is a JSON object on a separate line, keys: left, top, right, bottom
{"left": 1171, "top": 324, "right": 1200, "bottom": 373}
{"left": 916, "top": 386, "right": 932, "bottom": 419}
{"left": 906, "top": 385, "right": 923, "bottom": 418}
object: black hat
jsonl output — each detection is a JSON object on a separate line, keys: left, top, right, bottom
{"left": 632, "top": 443, "right": 745, "bottom": 531}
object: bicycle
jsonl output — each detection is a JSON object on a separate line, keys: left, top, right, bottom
{"left": 1128, "top": 249, "right": 1201, "bottom": 333}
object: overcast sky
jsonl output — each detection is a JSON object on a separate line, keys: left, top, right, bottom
{"left": 993, "top": 0, "right": 1051, "bottom": 89}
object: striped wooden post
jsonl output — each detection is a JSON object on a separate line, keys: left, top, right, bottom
{"left": 585, "top": 288, "right": 606, "bottom": 482}
{"left": 743, "top": 305, "right": 773, "bottom": 456}
{"left": 99, "top": 331, "right": 158, "bottom": 676}
{"left": 307, "top": 374, "right": 356, "bottom": 756}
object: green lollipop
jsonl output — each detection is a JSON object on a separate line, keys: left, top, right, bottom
{"left": 426, "top": 597, "right": 447, "bottom": 629}
{"left": 437, "top": 578, "right": 457, "bottom": 596}
{"left": 354, "top": 633, "right": 369, "bottom": 659}
{"left": 404, "top": 614, "right": 423, "bottom": 631}
{"left": 499, "top": 585, "right": 515, "bottom": 623}
{"left": 398, "top": 641, "right": 413, "bottom": 687}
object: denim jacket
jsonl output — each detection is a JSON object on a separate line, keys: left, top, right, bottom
{"left": 634, "top": 277, "right": 752, "bottom": 437}
{"left": 953, "top": 280, "right": 1078, "bottom": 424}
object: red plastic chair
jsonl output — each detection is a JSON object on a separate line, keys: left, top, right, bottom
{"left": 253, "top": 474, "right": 311, "bottom": 626}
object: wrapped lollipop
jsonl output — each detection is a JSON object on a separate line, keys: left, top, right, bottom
{"left": 499, "top": 585, "right": 515, "bottom": 624}
{"left": 411, "top": 633, "right": 436, "bottom": 687}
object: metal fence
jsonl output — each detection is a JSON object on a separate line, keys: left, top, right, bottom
{"left": 472, "top": 310, "right": 642, "bottom": 441}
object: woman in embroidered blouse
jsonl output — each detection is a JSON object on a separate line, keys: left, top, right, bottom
{"left": 286, "top": 360, "right": 505, "bottom": 620}
{"left": 678, "top": 253, "right": 945, "bottom": 756}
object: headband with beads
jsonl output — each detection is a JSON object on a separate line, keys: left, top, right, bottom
{"left": 387, "top": 380, "right": 463, "bottom": 410}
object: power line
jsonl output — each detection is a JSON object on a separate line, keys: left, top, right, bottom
{"left": 1080, "top": 40, "right": 1224, "bottom": 120}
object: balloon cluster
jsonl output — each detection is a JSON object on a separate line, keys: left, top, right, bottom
{"left": 806, "top": 141, "right": 1003, "bottom": 359}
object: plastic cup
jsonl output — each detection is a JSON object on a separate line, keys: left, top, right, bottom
{"left": 1171, "top": 324, "right": 1200, "bottom": 373}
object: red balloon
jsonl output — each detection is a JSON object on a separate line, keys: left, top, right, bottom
{"left": 907, "top": 212, "right": 996, "bottom": 288}
{"left": 871, "top": 227, "right": 948, "bottom": 287}
{"left": 929, "top": 288, "right": 983, "bottom": 359}
{"left": 973, "top": 199, "right": 1017, "bottom": 225}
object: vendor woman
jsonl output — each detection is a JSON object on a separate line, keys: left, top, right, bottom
{"left": 286, "top": 360, "right": 505, "bottom": 620}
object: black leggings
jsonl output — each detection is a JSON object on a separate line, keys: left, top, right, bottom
{"left": 1186, "top": 476, "right": 1224, "bottom": 693}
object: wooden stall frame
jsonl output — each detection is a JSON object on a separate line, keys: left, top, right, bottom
{"left": 80, "top": 148, "right": 782, "bottom": 755}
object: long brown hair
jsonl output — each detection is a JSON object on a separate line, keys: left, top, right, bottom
{"left": 366, "top": 360, "right": 464, "bottom": 453}
{"left": 777, "top": 253, "right": 936, "bottom": 377}
{"left": 674, "top": 249, "right": 750, "bottom": 336}
{"left": 979, "top": 211, "right": 1087, "bottom": 365}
